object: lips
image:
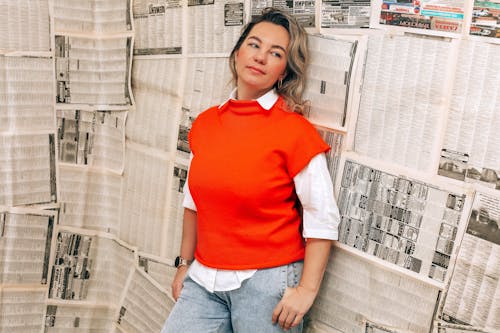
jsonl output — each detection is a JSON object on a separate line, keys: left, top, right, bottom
{"left": 247, "top": 66, "right": 265, "bottom": 75}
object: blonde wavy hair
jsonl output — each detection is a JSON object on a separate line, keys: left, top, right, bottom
{"left": 229, "top": 8, "right": 309, "bottom": 113}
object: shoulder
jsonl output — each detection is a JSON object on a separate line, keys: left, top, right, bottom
{"left": 190, "top": 105, "right": 220, "bottom": 130}
{"left": 273, "top": 101, "right": 317, "bottom": 133}
{"left": 194, "top": 105, "right": 219, "bottom": 122}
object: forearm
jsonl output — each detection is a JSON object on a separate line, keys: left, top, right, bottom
{"left": 299, "top": 238, "right": 332, "bottom": 294}
{"left": 179, "top": 208, "right": 197, "bottom": 260}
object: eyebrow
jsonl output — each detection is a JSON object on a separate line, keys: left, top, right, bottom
{"left": 247, "top": 36, "right": 287, "bottom": 53}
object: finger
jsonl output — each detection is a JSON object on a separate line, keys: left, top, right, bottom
{"left": 289, "top": 313, "right": 303, "bottom": 328}
{"left": 283, "top": 312, "right": 296, "bottom": 330}
{"left": 272, "top": 302, "right": 283, "bottom": 324}
{"left": 278, "top": 309, "right": 292, "bottom": 329}
{"left": 172, "top": 284, "right": 182, "bottom": 301}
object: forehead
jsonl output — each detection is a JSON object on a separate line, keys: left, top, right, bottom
{"left": 246, "top": 21, "right": 290, "bottom": 49}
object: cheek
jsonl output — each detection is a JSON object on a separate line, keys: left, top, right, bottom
{"left": 272, "top": 60, "right": 287, "bottom": 77}
{"left": 235, "top": 48, "right": 246, "bottom": 64}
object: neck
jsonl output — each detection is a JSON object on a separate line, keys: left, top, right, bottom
{"left": 236, "top": 83, "right": 272, "bottom": 101}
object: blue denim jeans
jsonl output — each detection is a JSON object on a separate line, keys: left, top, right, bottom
{"left": 161, "top": 261, "right": 304, "bottom": 333}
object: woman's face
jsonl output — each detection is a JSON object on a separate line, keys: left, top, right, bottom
{"left": 235, "top": 21, "right": 289, "bottom": 99}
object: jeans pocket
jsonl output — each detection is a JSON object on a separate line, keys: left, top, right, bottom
{"left": 277, "top": 261, "right": 304, "bottom": 297}
{"left": 287, "top": 260, "right": 304, "bottom": 288}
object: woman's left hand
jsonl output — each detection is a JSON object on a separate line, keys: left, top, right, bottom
{"left": 271, "top": 286, "right": 317, "bottom": 331}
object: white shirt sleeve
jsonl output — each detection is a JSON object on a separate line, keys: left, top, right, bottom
{"left": 182, "top": 154, "right": 197, "bottom": 211}
{"left": 294, "top": 153, "right": 340, "bottom": 240}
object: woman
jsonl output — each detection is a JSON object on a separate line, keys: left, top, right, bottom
{"left": 162, "top": 8, "right": 340, "bottom": 333}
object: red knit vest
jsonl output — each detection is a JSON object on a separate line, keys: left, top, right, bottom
{"left": 188, "top": 97, "right": 329, "bottom": 269}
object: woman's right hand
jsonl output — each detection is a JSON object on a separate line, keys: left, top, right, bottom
{"left": 171, "top": 266, "right": 189, "bottom": 301}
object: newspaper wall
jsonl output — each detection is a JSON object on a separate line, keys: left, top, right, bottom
{"left": 251, "top": 0, "right": 317, "bottom": 27}
{"left": 470, "top": 0, "right": 500, "bottom": 38}
{"left": 308, "top": 245, "right": 440, "bottom": 332}
{"left": 57, "top": 109, "right": 127, "bottom": 173}
{"left": 58, "top": 167, "right": 123, "bottom": 235}
{"left": 133, "top": 0, "right": 183, "bottom": 55}
{"left": 187, "top": 0, "right": 244, "bottom": 54}
{"left": 0, "top": 0, "right": 50, "bottom": 52}
{"left": 116, "top": 269, "right": 173, "bottom": 333}
{"left": 128, "top": 58, "right": 184, "bottom": 152}
{"left": 55, "top": 35, "right": 133, "bottom": 105}
{"left": 45, "top": 304, "right": 116, "bottom": 332}
{"left": 438, "top": 41, "right": 500, "bottom": 191}
{"left": 315, "top": 126, "right": 344, "bottom": 188}
{"left": 378, "top": 0, "right": 466, "bottom": 34}
{"left": 53, "top": 0, "right": 132, "bottom": 33}
{"left": 304, "top": 35, "right": 357, "bottom": 128}
{"left": 120, "top": 143, "right": 170, "bottom": 257}
{"left": 354, "top": 34, "right": 451, "bottom": 173}
{"left": 0, "top": 56, "right": 54, "bottom": 131}
{"left": 338, "top": 158, "right": 467, "bottom": 283}
{"left": 440, "top": 191, "right": 499, "bottom": 331}
{"left": 1, "top": 0, "right": 500, "bottom": 333}
{"left": 0, "top": 288, "right": 47, "bottom": 332}
{"left": 0, "top": 133, "right": 57, "bottom": 206}
{"left": 0, "top": 211, "right": 55, "bottom": 285}
{"left": 321, "top": 0, "right": 371, "bottom": 28}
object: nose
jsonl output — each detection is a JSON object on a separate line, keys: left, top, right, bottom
{"left": 253, "top": 49, "right": 267, "bottom": 64}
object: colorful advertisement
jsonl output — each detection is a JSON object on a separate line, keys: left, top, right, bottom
{"left": 470, "top": 0, "right": 500, "bottom": 38}
{"left": 380, "top": 0, "right": 465, "bottom": 33}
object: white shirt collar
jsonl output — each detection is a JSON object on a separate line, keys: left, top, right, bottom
{"left": 218, "top": 88, "right": 279, "bottom": 111}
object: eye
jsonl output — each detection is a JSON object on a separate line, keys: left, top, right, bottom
{"left": 248, "top": 42, "right": 259, "bottom": 48}
{"left": 271, "top": 51, "right": 283, "bottom": 58}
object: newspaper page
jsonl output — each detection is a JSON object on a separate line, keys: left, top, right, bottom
{"left": 321, "top": 0, "right": 371, "bottom": 28}
{"left": 57, "top": 109, "right": 127, "bottom": 173}
{"left": 138, "top": 254, "right": 177, "bottom": 290}
{"left": 308, "top": 246, "right": 440, "bottom": 333}
{"left": 433, "top": 325, "right": 490, "bottom": 333}
{"left": 438, "top": 41, "right": 500, "bottom": 191}
{"left": 304, "top": 35, "right": 357, "bottom": 128}
{"left": 182, "top": 57, "right": 234, "bottom": 121}
{"left": 303, "top": 320, "right": 343, "bottom": 333}
{"left": 58, "top": 167, "right": 122, "bottom": 235}
{"left": 379, "top": 0, "right": 465, "bottom": 33}
{"left": 120, "top": 143, "right": 170, "bottom": 257}
{"left": 0, "top": 133, "right": 56, "bottom": 206}
{"left": 165, "top": 161, "right": 189, "bottom": 260}
{"left": 0, "top": 210, "right": 54, "bottom": 285}
{"left": 441, "top": 191, "right": 500, "bottom": 330}
{"left": 116, "top": 269, "right": 173, "bottom": 333}
{"left": 187, "top": 1, "right": 244, "bottom": 54}
{"left": 0, "top": 56, "right": 54, "bottom": 131}
{"left": 48, "top": 231, "right": 135, "bottom": 304}
{"left": 129, "top": 58, "right": 184, "bottom": 152}
{"left": 251, "top": 0, "right": 316, "bottom": 27}
{"left": 338, "top": 159, "right": 467, "bottom": 283}
{"left": 133, "top": 0, "right": 183, "bottom": 55}
{"left": 45, "top": 304, "right": 115, "bottom": 333}
{"left": 0, "top": 288, "right": 46, "bottom": 332}
{"left": 0, "top": 0, "right": 50, "bottom": 52}
{"left": 470, "top": 0, "right": 500, "bottom": 38}
{"left": 354, "top": 34, "right": 451, "bottom": 173}
{"left": 315, "top": 126, "right": 344, "bottom": 188}
{"left": 365, "top": 322, "right": 400, "bottom": 332}
{"left": 53, "top": 0, "right": 132, "bottom": 34}
{"left": 55, "top": 35, "right": 133, "bottom": 106}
